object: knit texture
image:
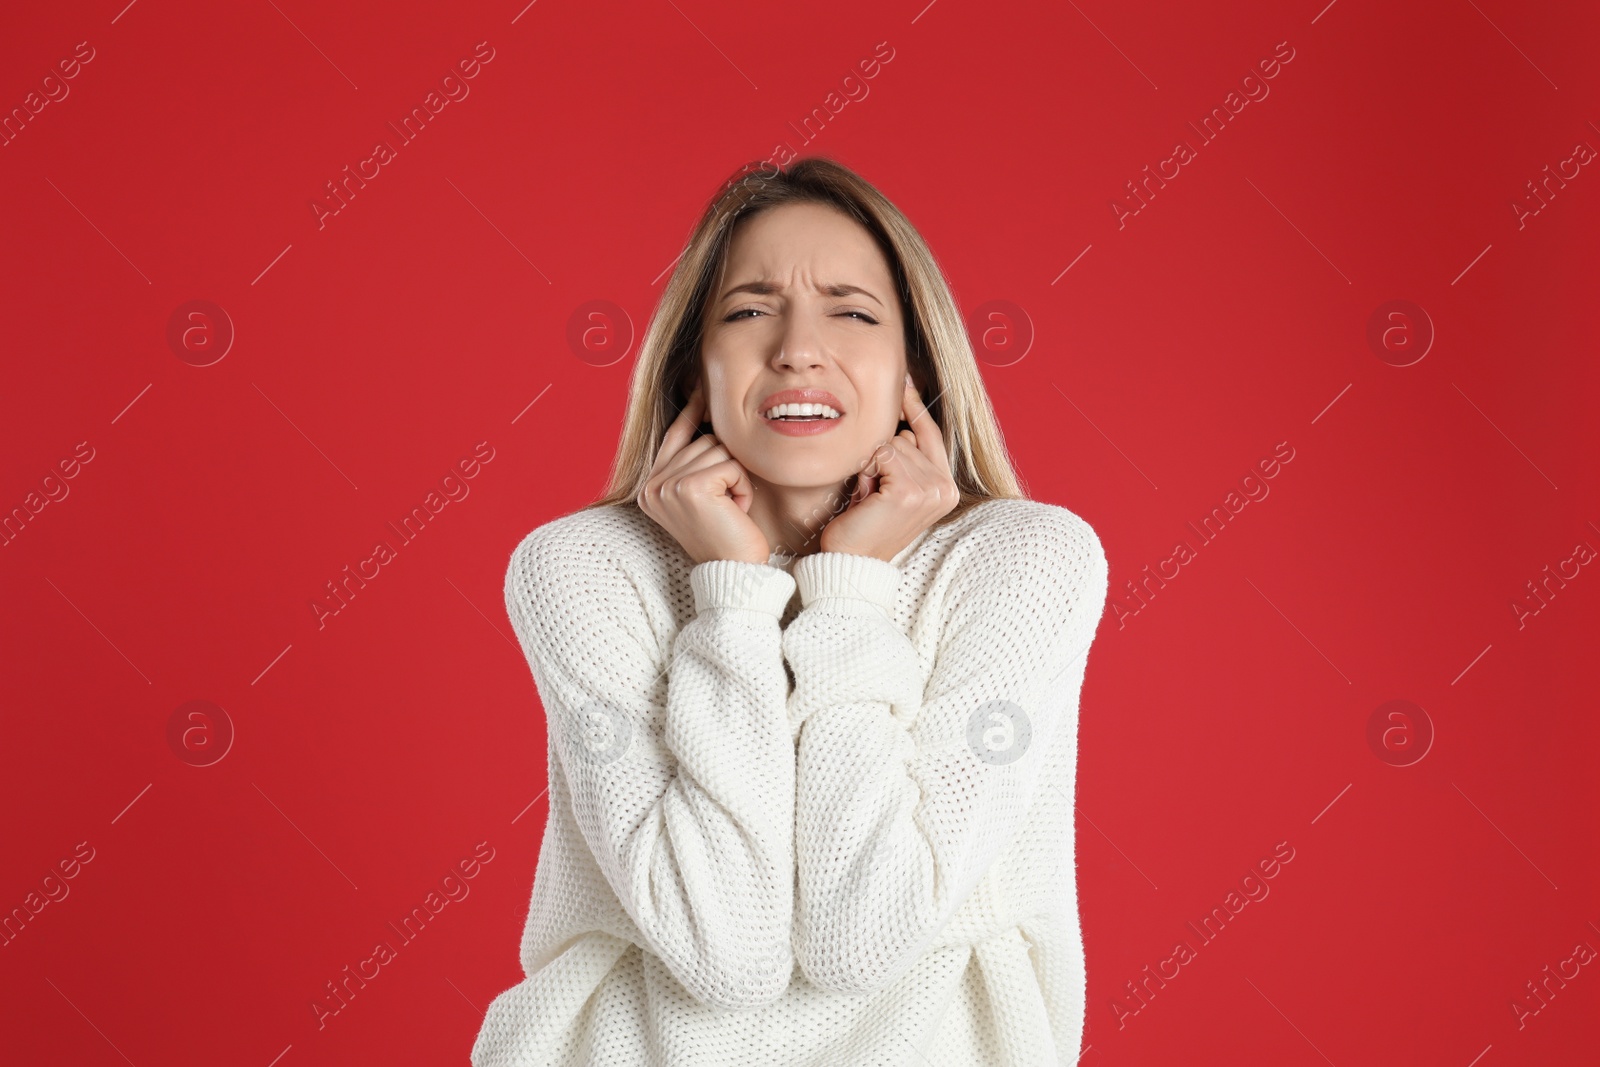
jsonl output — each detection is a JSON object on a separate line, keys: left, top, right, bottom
{"left": 472, "top": 497, "right": 1109, "bottom": 1067}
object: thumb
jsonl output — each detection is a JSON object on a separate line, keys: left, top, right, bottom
{"left": 719, "top": 458, "right": 755, "bottom": 513}
{"left": 852, "top": 472, "right": 877, "bottom": 505}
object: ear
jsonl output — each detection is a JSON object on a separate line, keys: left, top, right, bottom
{"left": 905, "top": 344, "right": 930, "bottom": 389}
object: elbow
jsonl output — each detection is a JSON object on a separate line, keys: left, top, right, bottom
{"left": 793, "top": 929, "right": 904, "bottom": 997}
{"left": 677, "top": 942, "right": 794, "bottom": 1010}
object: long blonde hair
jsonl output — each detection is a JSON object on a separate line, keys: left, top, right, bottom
{"left": 585, "top": 155, "right": 1026, "bottom": 527}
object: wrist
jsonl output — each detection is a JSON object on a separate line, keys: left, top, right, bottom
{"left": 817, "top": 529, "right": 894, "bottom": 562}
{"left": 689, "top": 558, "right": 798, "bottom": 615}
{"left": 816, "top": 540, "right": 897, "bottom": 564}
{"left": 792, "top": 551, "right": 903, "bottom": 615}
{"left": 692, "top": 547, "right": 774, "bottom": 566}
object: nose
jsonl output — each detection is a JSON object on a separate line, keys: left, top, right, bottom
{"left": 771, "top": 311, "right": 827, "bottom": 371}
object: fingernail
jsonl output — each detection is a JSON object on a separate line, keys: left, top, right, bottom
{"left": 905, "top": 373, "right": 913, "bottom": 388}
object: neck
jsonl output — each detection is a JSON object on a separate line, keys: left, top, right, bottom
{"left": 744, "top": 475, "right": 854, "bottom": 562}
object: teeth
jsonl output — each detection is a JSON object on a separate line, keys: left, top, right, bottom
{"left": 764, "top": 403, "right": 842, "bottom": 419}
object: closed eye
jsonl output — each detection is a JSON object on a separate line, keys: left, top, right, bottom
{"left": 723, "top": 308, "right": 879, "bottom": 324}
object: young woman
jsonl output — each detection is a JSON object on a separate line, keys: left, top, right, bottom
{"left": 472, "top": 157, "right": 1109, "bottom": 1067}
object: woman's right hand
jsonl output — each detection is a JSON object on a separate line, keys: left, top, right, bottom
{"left": 637, "top": 382, "right": 772, "bottom": 565}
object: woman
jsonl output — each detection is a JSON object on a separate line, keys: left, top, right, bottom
{"left": 472, "top": 157, "right": 1109, "bottom": 1066}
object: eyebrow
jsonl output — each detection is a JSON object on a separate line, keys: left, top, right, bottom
{"left": 717, "top": 280, "right": 884, "bottom": 308}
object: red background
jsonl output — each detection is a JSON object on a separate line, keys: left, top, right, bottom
{"left": 2, "top": 1, "right": 1596, "bottom": 1064}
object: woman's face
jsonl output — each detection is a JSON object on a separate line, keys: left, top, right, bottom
{"left": 697, "top": 201, "right": 910, "bottom": 491}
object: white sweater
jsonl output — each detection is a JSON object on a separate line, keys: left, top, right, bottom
{"left": 472, "top": 497, "right": 1109, "bottom": 1066}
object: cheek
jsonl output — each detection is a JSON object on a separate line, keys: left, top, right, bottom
{"left": 865, "top": 388, "right": 901, "bottom": 433}
{"left": 700, "top": 363, "right": 740, "bottom": 425}
{"left": 844, "top": 412, "right": 896, "bottom": 466}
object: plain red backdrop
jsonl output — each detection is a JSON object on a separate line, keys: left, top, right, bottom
{"left": 2, "top": 1, "right": 1596, "bottom": 1064}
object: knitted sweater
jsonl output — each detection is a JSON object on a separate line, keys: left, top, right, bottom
{"left": 472, "top": 496, "right": 1109, "bottom": 1067}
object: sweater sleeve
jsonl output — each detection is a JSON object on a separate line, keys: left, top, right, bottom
{"left": 782, "top": 509, "right": 1109, "bottom": 995}
{"left": 504, "top": 525, "right": 799, "bottom": 1009}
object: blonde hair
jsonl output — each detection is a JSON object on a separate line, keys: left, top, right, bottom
{"left": 585, "top": 155, "right": 1026, "bottom": 528}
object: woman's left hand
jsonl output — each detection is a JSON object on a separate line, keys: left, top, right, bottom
{"left": 820, "top": 375, "right": 960, "bottom": 562}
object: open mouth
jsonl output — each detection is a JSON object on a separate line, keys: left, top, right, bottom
{"left": 762, "top": 403, "right": 843, "bottom": 422}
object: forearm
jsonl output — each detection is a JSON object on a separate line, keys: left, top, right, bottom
{"left": 520, "top": 551, "right": 799, "bottom": 1008}
{"left": 784, "top": 523, "right": 1106, "bottom": 995}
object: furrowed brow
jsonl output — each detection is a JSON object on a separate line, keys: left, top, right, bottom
{"left": 718, "top": 280, "right": 884, "bottom": 307}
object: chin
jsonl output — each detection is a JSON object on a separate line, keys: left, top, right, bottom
{"left": 748, "top": 457, "right": 854, "bottom": 491}
{"left": 741, "top": 427, "right": 892, "bottom": 486}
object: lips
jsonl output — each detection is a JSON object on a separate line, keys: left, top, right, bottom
{"left": 757, "top": 388, "right": 845, "bottom": 416}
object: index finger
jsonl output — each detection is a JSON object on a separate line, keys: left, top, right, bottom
{"left": 902, "top": 376, "right": 950, "bottom": 470}
{"left": 659, "top": 381, "right": 707, "bottom": 454}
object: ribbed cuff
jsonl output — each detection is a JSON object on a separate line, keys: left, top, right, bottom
{"left": 690, "top": 559, "right": 798, "bottom": 616}
{"left": 793, "top": 552, "right": 903, "bottom": 616}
